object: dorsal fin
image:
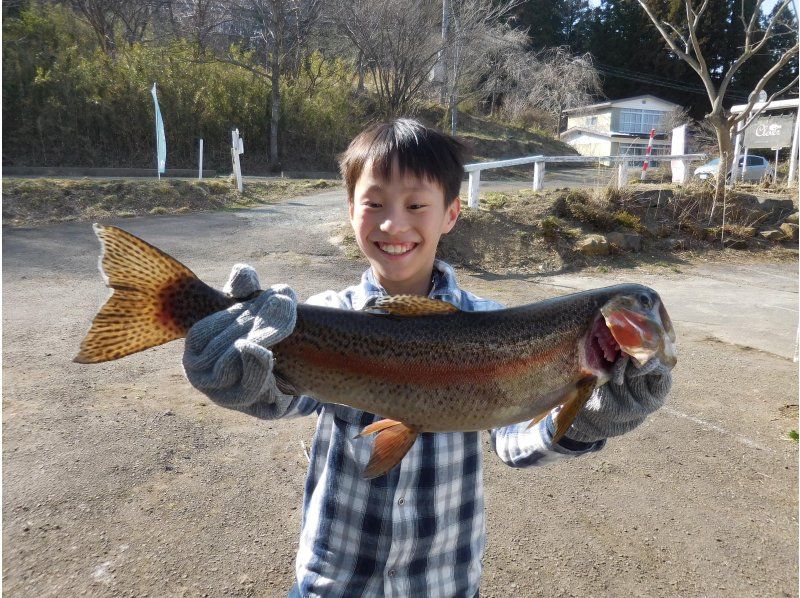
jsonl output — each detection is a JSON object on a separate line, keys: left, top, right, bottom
{"left": 364, "top": 295, "right": 460, "bottom": 317}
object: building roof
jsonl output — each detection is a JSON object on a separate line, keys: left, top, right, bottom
{"left": 564, "top": 95, "right": 682, "bottom": 115}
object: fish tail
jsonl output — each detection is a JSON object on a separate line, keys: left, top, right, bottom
{"left": 74, "top": 224, "right": 230, "bottom": 364}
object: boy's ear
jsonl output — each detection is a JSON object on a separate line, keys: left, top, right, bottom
{"left": 442, "top": 198, "right": 461, "bottom": 234}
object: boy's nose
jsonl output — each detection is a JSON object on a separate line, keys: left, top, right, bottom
{"left": 379, "top": 210, "right": 410, "bottom": 234}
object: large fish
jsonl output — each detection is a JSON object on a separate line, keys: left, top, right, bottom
{"left": 76, "top": 225, "right": 677, "bottom": 478}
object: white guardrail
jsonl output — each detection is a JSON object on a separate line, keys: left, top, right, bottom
{"left": 463, "top": 153, "right": 707, "bottom": 209}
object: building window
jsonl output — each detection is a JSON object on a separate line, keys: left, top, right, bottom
{"left": 619, "top": 109, "right": 664, "bottom": 134}
{"left": 588, "top": 116, "right": 597, "bottom": 126}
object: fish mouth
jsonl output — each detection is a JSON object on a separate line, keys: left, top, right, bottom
{"left": 583, "top": 314, "right": 621, "bottom": 377}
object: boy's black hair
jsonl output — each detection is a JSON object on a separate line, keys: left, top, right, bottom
{"left": 338, "top": 119, "right": 468, "bottom": 207}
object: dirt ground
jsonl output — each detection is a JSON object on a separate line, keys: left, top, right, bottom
{"left": 3, "top": 186, "right": 798, "bottom": 597}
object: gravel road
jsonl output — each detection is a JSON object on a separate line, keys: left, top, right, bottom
{"left": 3, "top": 186, "right": 797, "bottom": 597}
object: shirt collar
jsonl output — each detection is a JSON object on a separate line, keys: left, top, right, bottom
{"left": 352, "top": 260, "right": 462, "bottom": 311}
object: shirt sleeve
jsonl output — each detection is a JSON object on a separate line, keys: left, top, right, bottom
{"left": 490, "top": 414, "right": 605, "bottom": 468}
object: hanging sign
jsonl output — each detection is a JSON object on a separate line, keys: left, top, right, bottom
{"left": 743, "top": 115, "right": 795, "bottom": 149}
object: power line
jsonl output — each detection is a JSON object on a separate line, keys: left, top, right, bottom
{"left": 590, "top": 61, "right": 752, "bottom": 102}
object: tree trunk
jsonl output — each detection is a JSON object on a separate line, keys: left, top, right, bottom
{"left": 357, "top": 49, "right": 365, "bottom": 93}
{"left": 269, "top": 48, "right": 281, "bottom": 172}
{"left": 439, "top": 0, "right": 450, "bottom": 105}
{"left": 708, "top": 113, "right": 733, "bottom": 221}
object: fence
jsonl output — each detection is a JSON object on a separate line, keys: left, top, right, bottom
{"left": 463, "top": 153, "right": 707, "bottom": 209}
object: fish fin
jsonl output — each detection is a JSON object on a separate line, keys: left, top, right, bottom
{"left": 273, "top": 371, "right": 303, "bottom": 397}
{"left": 357, "top": 418, "right": 405, "bottom": 437}
{"left": 364, "top": 295, "right": 459, "bottom": 317}
{"left": 359, "top": 419, "right": 419, "bottom": 479}
{"left": 74, "top": 224, "right": 229, "bottom": 363}
{"left": 551, "top": 376, "right": 597, "bottom": 444}
{"left": 526, "top": 411, "right": 548, "bottom": 429}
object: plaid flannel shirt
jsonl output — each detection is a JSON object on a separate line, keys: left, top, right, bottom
{"left": 273, "top": 260, "right": 605, "bottom": 597}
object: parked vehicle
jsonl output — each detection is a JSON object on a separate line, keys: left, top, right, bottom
{"left": 694, "top": 156, "right": 774, "bottom": 182}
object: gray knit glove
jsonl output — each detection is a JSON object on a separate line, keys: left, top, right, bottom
{"left": 564, "top": 355, "right": 673, "bottom": 444}
{"left": 182, "top": 264, "right": 298, "bottom": 418}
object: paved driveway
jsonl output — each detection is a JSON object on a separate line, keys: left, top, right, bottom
{"left": 3, "top": 189, "right": 797, "bottom": 597}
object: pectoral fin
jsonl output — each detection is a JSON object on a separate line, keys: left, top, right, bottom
{"left": 363, "top": 295, "right": 459, "bottom": 316}
{"left": 551, "top": 376, "right": 597, "bottom": 444}
{"left": 357, "top": 419, "right": 419, "bottom": 479}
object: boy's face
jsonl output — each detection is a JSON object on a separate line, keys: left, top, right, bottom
{"left": 349, "top": 159, "right": 460, "bottom": 296}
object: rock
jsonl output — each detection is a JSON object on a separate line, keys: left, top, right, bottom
{"left": 786, "top": 212, "right": 799, "bottom": 224}
{"left": 574, "top": 234, "right": 609, "bottom": 256}
{"left": 723, "top": 238, "right": 748, "bottom": 249}
{"left": 741, "top": 196, "right": 795, "bottom": 214}
{"left": 779, "top": 223, "right": 798, "bottom": 240}
{"left": 606, "top": 231, "right": 642, "bottom": 251}
{"left": 645, "top": 222, "right": 671, "bottom": 238}
{"left": 664, "top": 238, "right": 686, "bottom": 251}
{"left": 737, "top": 226, "right": 757, "bottom": 238}
{"left": 760, "top": 229, "right": 786, "bottom": 241}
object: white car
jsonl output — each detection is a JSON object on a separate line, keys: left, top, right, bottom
{"left": 694, "top": 156, "right": 774, "bottom": 182}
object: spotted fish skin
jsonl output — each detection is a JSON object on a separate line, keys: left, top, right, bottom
{"left": 76, "top": 224, "right": 676, "bottom": 476}
{"left": 271, "top": 285, "right": 641, "bottom": 432}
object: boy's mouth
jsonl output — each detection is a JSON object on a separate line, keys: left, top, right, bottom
{"left": 374, "top": 241, "right": 418, "bottom": 256}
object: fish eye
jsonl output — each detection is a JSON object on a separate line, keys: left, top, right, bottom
{"left": 638, "top": 293, "right": 652, "bottom": 309}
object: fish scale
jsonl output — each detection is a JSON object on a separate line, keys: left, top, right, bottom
{"left": 75, "top": 224, "right": 676, "bottom": 478}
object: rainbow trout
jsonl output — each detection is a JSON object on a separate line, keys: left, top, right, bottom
{"left": 76, "top": 225, "right": 676, "bottom": 478}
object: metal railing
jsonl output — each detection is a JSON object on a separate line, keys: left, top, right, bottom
{"left": 463, "top": 153, "right": 707, "bottom": 209}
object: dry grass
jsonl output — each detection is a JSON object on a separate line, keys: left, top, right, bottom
{"left": 2, "top": 177, "right": 340, "bottom": 226}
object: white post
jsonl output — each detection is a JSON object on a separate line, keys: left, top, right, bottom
{"left": 468, "top": 170, "right": 480, "bottom": 209}
{"left": 231, "top": 129, "right": 244, "bottom": 193}
{"left": 788, "top": 108, "right": 799, "bottom": 186}
{"left": 775, "top": 148, "right": 780, "bottom": 182}
{"left": 671, "top": 125, "right": 687, "bottom": 184}
{"left": 198, "top": 139, "right": 204, "bottom": 180}
{"left": 532, "top": 161, "right": 545, "bottom": 191}
{"left": 640, "top": 128, "right": 655, "bottom": 181}
{"left": 740, "top": 147, "right": 749, "bottom": 179}
{"left": 729, "top": 120, "right": 744, "bottom": 185}
{"left": 617, "top": 161, "right": 629, "bottom": 189}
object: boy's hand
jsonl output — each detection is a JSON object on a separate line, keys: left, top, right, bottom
{"left": 562, "top": 355, "right": 673, "bottom": 444}
{"left": 182, "top": 264, "right": 298, "bottom": 409}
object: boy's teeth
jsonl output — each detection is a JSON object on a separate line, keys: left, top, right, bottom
{"left": 378, "top": 243, "right": 414, "bottom": 255}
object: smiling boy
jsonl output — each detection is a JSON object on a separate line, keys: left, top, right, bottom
{"left": 182, "top": 119, "right": 673, "bottom": 597}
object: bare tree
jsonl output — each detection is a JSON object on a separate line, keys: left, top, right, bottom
{"left": 636, "top": 0, "right": 799, "bottom": 207}
{"left": 440, "top": 0, "right": 522, "bottom": 135}
{"left": 330, "top": 0, "right": 443, "bottom": 116}
{"left": 220, "top": 0, "right": 321, "bottom": 170}
{"left": 167, "top": 0, "right": 230, "bottom": 55}
{"left": 69, "top": 0, "right": 160, "bottom": 53}
{"left": 498, "top": 47, "right": 601, "bottom": 133}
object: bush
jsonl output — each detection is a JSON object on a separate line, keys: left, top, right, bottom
{"left": 2, "top": 6, "right": 359, "bottom": 172}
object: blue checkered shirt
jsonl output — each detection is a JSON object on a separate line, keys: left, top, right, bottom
{"left": 271, "top": 261, "right": 605, "bottom": 597}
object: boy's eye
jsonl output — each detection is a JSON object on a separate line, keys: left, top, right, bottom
{"left": 364, "top": 201, "right": 382, "bottom": 208}
{"left": 408, "top": 203, "right": 427, "bottom": 210}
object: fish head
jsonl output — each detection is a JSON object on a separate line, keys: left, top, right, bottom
{"left": 598, "top": 287, "right": 677, "bottom": 370}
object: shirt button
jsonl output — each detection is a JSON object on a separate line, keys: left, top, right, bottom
{"left": 388, "top": 569, "right": 396, "bottom": 578}
{"left": 397, "top": 497, "right": 405, "bottom": 505}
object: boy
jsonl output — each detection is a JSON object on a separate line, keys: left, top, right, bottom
{"left": 182, "top": 119, "right": 673, "bottom": 597}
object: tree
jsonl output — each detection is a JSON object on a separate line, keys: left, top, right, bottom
{"left": 636, "top": 0, "right": 799, "bottom": 207}
{"left": 496, "top": 47, "right": 602, "bottom": 133}
{"left": 219, "top": 0, "right": 321, "bottom": 170}
{"left": 330, "top": 0, "right": 443, "bottom": 117}
{"left": 439, "top": 0, "right": 521, "bottom": 134}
